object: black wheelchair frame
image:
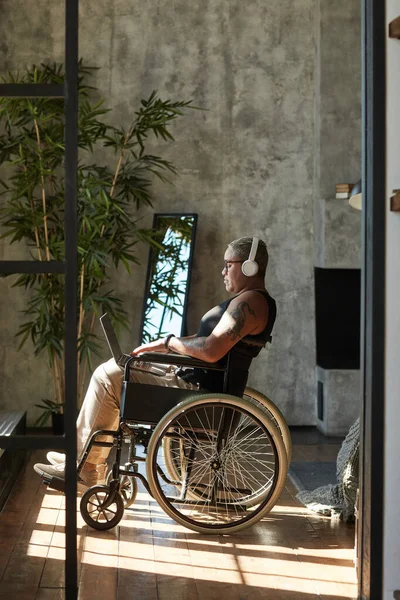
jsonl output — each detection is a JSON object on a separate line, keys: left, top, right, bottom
{"left": 44, "top": 351, "right": 289, "bottom": 534}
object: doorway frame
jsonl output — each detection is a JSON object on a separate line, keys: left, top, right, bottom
{"left": 358, "top": 1, "right": 386, "bottom": 598}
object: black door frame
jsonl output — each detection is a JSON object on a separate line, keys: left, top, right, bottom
{"left": 358, "top": 0, "right": 386, "bottom": 598}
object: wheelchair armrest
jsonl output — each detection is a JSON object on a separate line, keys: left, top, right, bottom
{"left": 126, "top": 352, "right": 226, "bottom": 371}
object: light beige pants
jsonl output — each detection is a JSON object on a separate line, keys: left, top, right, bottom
{"left": 76, "top": 358, "right": 197, "bottom": 464}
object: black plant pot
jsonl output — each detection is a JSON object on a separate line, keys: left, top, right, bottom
{"left": 51, "top": 412, "right": 64, "bottom": 435}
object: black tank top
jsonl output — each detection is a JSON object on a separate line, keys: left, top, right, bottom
{"left": 179, "top": 289, "right": 277, "bottom": 397}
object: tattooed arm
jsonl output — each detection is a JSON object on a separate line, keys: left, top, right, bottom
{"left": 131, "top": 291, "right": 269, "bottom": 362}
{"left": 130, "top": 333, "right": 201, "bottom": 357}
{"left": 169, "top": 291, "right": 269, "bottom": 362}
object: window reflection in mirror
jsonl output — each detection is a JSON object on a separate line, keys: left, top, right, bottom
{"left": 139, "top": 213, "right": 197, "bottom": 343}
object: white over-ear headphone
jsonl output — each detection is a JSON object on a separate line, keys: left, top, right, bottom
{"left": 241, "top": 237, "right": 259, "bottom": 277}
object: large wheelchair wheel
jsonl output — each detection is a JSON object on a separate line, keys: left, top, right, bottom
{"left": 243, "top": 387, "right": 292, "bottom": 464}
{"left": 162, "top": 387, "right": 292, "bottom": 483}
{"left": 146, "top": 394, "right": 288, "bottom": 535}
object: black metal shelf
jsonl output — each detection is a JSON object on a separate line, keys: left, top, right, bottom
{"left": 0, "top": 435, "right": 65, "bottom": 450}
{"left": 0, "top": 2, "right": 79, "bottom": 597}
{"left": 0, "top": 260, "right": 65, "bottom": 274}
{"left": 0, "top": 83, "right": 64, "bottom": 98}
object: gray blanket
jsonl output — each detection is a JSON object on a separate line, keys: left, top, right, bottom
{"left": 296, "top": 418, "right": 360, "bottom": 521}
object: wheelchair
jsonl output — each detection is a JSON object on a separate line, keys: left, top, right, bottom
{"left": 49, "top": 352, "right": 291, "bottom": 535}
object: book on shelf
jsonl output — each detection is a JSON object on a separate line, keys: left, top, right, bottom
{"left": 335, "top": 183, "right": 354, "bottom": 193}
{"left": 336, "top": 192, "right": 351, "bottom": 199}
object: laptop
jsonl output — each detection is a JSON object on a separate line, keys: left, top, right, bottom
{"left": 100, "top": 313, "right": 169, "bottom": 376}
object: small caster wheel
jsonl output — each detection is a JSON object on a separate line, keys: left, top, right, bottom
{"left": 106, "top": 470, "right": 138, "bottom": 508}
{"left": 80, "top": 485, "right": 124, "bottom": 530}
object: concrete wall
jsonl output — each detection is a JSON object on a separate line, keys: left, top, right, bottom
{"left": 314, "top": 0, "right": 362, "bottom": 202}
{"left": 314, "top": 0, "right": 362, "bottom": 274}
{"left": 384, "top": 1, "right": 400, "bottom": 597}
{"left": 313, "top": 0, "right": 361, "bottom": 436}
{"left": 0, "top": 0, "right": 359, "bottom": 427}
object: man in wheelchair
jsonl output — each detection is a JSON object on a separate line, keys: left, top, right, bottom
{"left": 34, "top": 236, "right": 276, "bottom": 491}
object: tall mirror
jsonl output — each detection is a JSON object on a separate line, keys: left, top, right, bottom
{"left": 139, "top": 213, "right": 197, "bottom": 343}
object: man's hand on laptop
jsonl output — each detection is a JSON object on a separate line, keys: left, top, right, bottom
{"left": 130, "top": 338, "right": 171, "bottom": 356}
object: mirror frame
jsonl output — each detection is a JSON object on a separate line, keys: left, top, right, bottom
{"left": 138, "top": 212, "right": 198, "bottom": 343}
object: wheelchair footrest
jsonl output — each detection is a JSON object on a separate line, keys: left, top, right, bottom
{"left": 166, "top": 496, "right": 248, "bottom": 512}
{"left": 42, "top": 475, "right": 65, "bottom": 493}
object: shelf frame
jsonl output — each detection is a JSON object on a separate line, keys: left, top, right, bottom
{"left": 0, "top": 2, "right": 79, "bottom": 598}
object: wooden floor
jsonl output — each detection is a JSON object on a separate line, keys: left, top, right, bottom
{"left": 0, "top": 448, "right": 357, "bottom": 600}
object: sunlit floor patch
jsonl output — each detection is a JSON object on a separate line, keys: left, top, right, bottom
{"left": 2, "top": 452, "right": 356, "bottom": 599}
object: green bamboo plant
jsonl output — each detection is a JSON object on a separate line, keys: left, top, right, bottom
{"left": 0, "top": 61, "right": 194, "bottom": 423}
